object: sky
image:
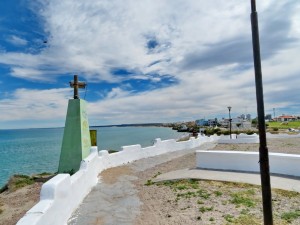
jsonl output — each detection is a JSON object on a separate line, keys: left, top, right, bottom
{"left": 0, "top": 0, "right": 300, "bottom": 129}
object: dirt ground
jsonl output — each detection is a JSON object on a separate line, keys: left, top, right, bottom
{"left": 0, "top": 182, "right": 42, "bottom": 225}
{"left": 133, "top": 137, "right": 300, "bottom": 225}
{"left": 1, "top": 137, "right": 300, "bottom": 225}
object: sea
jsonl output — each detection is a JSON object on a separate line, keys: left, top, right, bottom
{"left": 0, "top": 126, "right": 185, "bottom": 187}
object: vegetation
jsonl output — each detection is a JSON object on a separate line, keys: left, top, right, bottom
{"left": 230, "top": 189, "right": 257, "bottom": 208}
{"left": 1, "top": 172, "right": 55, "bottom": 193}
{"left": 267, "top": 121, "right": 300, "bottom": 129}
{"left": 143, "top": 178, "right": 300, "bottom": 224}
{"left": 203, "top": 128, "right": 257, "bottom": 136}
{"left": 281, "top": 210, "right": 300, "bottom": 223}
{"left": 199, "top": 206, "right": 213, "bottom": 213}
{"left": 0, "top": 202, "right": 3, "bottom": 214}
{"left": 274, "top": 189, "right": 300, "bottom": 198}
{"left": 7, "top": 175, "right": 35, "bottom": 191}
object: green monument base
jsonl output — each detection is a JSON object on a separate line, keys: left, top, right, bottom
{"left": 58, "top": 99, "right": 91, "bottom": 173}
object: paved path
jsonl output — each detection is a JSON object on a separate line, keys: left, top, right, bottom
{"left": 153, "top": 168, "right": 300, "bottom": 192}
{"left": 68, "top": 142, "right": 216, "bottom": 225}
{"left": 68, "top": 142, "right": 300, "bottom": 225}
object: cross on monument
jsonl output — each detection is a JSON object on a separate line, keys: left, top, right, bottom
{"left": 69, "top": 75, "right": 86, "bottom": 99}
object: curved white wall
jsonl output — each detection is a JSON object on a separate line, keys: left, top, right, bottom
{"left": 218, "top": 133, "right": 259, "bottom": 144}
{"left": 17, "top": 135, "right": 219, "bottom": 225}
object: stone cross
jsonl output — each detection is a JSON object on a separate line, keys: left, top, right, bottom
{"left": 69, "top": 75, "right": 86, "bottom": 99}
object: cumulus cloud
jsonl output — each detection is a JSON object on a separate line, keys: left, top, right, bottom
{"left": 1, "top": 0, "right": 300, "bottom": 128}
{"left": 0, "top": 88, "right": 70, "bottom": 121}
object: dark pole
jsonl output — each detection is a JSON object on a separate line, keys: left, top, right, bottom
{"left": 74, "top": 75, "right": 79, "bottom": 99}
{"left": 250, "top": 1, "right": 273, "bottom": 224}
{"left": 228, "top": 106, "right": 232, "bottom": 139}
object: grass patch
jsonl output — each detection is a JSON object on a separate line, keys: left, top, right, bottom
{"left": 267, "top": 121, "right": 300, "bottom": 129}
{"left": 156, "top": 179, "right": 199, "bottom": 190}
{"left": 197, "top": 200, "right": 204, "bottom": 204}
{"left": 281, "top": 210, "right": 300, "bottom": 223}
{"left": 1, "top": 172, "right": 54, "bottom": 193}
{"left": 177, "top": 191, "right": 197, "bottom": 199}
{"left": 145, "top": 179, "right": 154, "bottom": 186}
{"left": 197, "top": 189, "right": 211, "bottom": 199}
{"left": 199, "top": 206, "right": 213, "bottom": 213}
{"left": 230, "top": 189, "right": 257, "bottom": 208}
{"left": 223, "top": 214, "right": 235, "bottom": 222}
{"left": 148, "top": 179, "right": 300, "bottom": 223}
{"left": 7, "top": 175, "right": 35, "bottom": 191}
{"left": 274, "top": 189, "right": 300, "bottom": 198}
{"left": 233, "top": 214, "right": 261, "bottom": 224}
{"left": 214, "top": 190, "right": 223, "bottom": 197}
{"left": 152, "top": 171, "right": 161, "bottom": 178}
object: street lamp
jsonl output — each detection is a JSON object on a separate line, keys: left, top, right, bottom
{"left": 228, "top": 106, "right": 232, "bottom": 139}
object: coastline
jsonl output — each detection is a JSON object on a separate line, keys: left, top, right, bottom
{"left": 2, "top": 136, "right": 300, "bottom": 225}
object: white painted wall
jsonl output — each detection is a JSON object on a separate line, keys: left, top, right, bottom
{"left": 17, "top": 135, "right": 219, "bottom": 225}
{"left": 218, "top": 133, "right": 259, "bottom": 144}
{"left": 196, "top": 150, "right": 300, "bottom": 177}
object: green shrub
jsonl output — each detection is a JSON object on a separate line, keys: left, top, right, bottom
{"left": 222, "top": 130, "right": 230, "bottom": 135}
{"left": 213, "top": 128, "right": 221, "bottom": 133}
{"left": 246, "top": 130, "right": 255, "bottom": 135}
{"left": 273, "top": 127, "right": 279, "bottom": 131}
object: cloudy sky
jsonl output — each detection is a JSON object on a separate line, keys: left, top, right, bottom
{"left": 0, "top": 0, "right": 299, "bottom": 129}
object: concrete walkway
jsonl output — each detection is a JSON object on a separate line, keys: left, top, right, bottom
{"left": 68, "top": 142, "right": 216, "bottom": 225}
{"left": 153, "top": 168, "right": 300, "bottom": 192}
{"left": 68, "top": 141, "right": 300, "bottom": 225}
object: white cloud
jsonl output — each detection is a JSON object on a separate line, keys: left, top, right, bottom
{"left": 7, "top": 35, "right": 28, "bottom": 46}
{"left": 1, "top": 0, "right": 300, "bottom": 128}
{"left": 0, "top": 88, "right": 71, "bottom": 122}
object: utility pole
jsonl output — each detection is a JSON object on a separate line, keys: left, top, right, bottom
{"left": 250, "top": 0, "right": 273, "bottom": 224}
{"left": 228, "top": 106, "right": 232, "bottom": 139}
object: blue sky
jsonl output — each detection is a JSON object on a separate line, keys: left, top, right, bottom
{"left": 0, "top": 0, "right": 300, "bottom": 129}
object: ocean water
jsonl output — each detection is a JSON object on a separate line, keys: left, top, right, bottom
{"left": 0, "top": 126, "right": 184, "bottom": 187}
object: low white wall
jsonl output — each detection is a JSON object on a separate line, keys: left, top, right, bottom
{"left": 267, "top": 132, "right": 300, "bottom": 139}
{"left": 218, "top": 134, "right": 259, "bottom": 144}
{"left": 196, "top": 150, "right": 300, "bottom": 177}
{"left": 17, "top": 135, "right": 218, "bottom": 225}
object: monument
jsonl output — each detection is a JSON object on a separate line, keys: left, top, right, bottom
{"left": 58, "top": 75, "right": 91, "bottom": 173}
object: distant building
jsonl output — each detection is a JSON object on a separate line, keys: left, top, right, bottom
{"left": 274, "top": 115, "right": 297, "bottom": 122}
{"left": 265, "top": 114, "right": 272, "bottom": 121}
{"left": 196, "top": 118, "right": 218, "bottom": 127}
{"left": 196, "top": 119, "right": 208, "bottom": 126}
{"left": 207, "top": 119, "right": 217, "bottom": 127}
{"left": 219, "top": 117, "right": 251, "bottom": 130}
{"left": 246, "top": 114, "right": 251, "bottom": 121}
{"left": 220, "top": 119, "right": 230, "bottom": 128}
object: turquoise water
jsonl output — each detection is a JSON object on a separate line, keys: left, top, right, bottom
{"left": 0, "top": 126, "right": 184, "bottom": 187}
